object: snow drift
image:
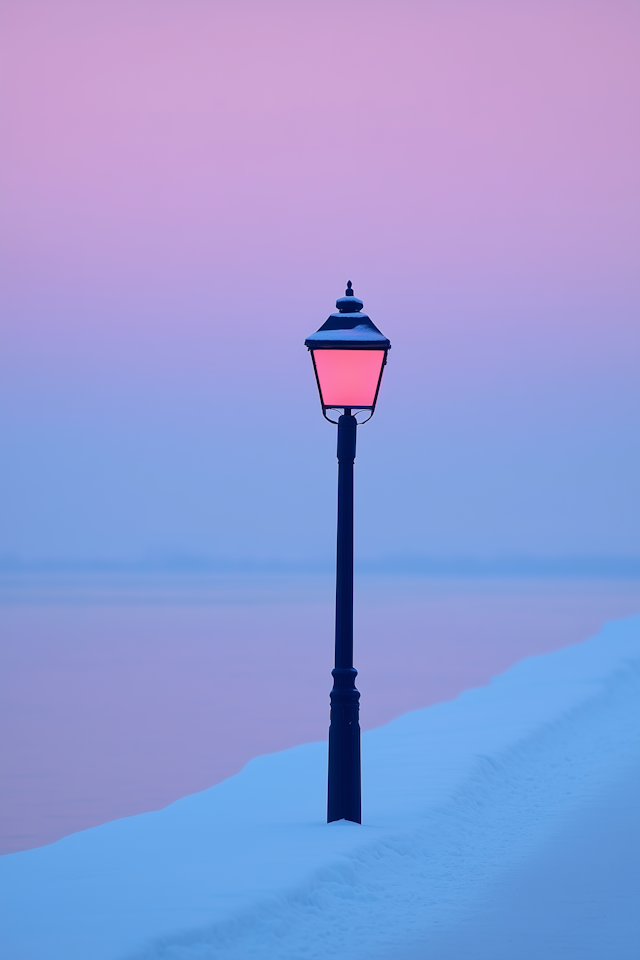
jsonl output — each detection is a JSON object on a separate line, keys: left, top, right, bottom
{"left": 1, "top": 615, "right": 639, "bottom": 960}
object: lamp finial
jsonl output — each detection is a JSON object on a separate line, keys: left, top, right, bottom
{"left": 335, "top": 281, "right": 363, "bottom": 313}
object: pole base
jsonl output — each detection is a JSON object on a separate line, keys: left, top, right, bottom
{"left": 327, "top": 667, "right": 361, "bottom": 824}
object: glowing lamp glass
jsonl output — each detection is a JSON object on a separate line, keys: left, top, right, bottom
{"left": 313, "top": 350, "right": 385, "bottom": 408}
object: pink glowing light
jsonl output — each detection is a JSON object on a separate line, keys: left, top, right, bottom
{"left": 313, "top": 350, "right": 386, "bottom": 408}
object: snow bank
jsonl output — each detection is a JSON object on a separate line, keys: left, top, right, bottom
{"left": 1, "top": 615, "right": 639, "bottom": 960}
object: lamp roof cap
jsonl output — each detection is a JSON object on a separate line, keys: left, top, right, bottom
{"left": 335, "top": 280, "right": 364, "bottom": 313}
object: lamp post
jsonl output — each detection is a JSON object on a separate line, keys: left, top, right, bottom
{"left": 305, "top": 281, "right": 391, "bottom": 823}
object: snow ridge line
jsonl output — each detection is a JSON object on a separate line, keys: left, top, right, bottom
{"left": 129, "top": 650, "right": 640, "bottom": 959}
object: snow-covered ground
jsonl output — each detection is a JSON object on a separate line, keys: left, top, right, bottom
{"left": 1, "top": 615, "right": 639, "bottom": 960}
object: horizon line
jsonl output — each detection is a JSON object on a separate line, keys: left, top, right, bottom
{"left": 1, "top": 554, "right": 639, "bottom": 579}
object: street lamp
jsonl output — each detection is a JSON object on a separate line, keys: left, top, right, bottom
{"left": 305, "top": 281, "right": 391, "bottom": 823}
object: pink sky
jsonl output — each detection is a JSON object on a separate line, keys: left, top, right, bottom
{"left": 0, "top": 0, "right": 638, "bottom": 563}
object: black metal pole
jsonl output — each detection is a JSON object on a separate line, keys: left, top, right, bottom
{"left": 327, "top": 409, "right": 361, "bottom": 823}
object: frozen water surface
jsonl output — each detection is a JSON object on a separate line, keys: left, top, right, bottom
{"left": 1, "top": 572, "right": 638, "bottom": 854}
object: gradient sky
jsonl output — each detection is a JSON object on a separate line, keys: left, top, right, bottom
{"left": 1, "top": 0, "right": 639, "bottom": 565}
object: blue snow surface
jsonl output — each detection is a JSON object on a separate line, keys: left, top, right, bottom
{"left": 1, "top": 616, "right": 639, "bottom": 960}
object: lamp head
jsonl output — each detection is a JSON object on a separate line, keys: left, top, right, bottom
{"left": 305, "top": 283, "right": 391, "bottom": 419}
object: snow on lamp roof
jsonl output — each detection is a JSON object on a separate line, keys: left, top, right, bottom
{"left": 305, "top": 281, "right": 391, "bottom": 351}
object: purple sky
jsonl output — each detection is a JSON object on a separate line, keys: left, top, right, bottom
{"left": 1, "top": 0, "right": 639, "bottom": 565}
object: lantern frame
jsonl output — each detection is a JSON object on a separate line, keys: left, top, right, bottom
{"left": 308, "top": 347, "right": 388, "bottom": 423}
